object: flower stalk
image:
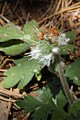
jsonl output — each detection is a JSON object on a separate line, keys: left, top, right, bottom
{"left": 57, "top": 54, "right": 74, "bottom": 105}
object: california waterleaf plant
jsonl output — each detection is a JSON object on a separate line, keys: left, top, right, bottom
{"left": 0, "top": 20, "right": 80, "bottom": 120}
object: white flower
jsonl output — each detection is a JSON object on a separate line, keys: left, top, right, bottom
{"left": 39, "top": 53, "right": 53, "bottom": 68}
{"left": 27, "top": 46, "right": 41, "bottom": 59}
{"left": 52, "top": 47, "right": 59, "bottom": 54}
{"left": 57, "top": 33, "right": 70, "bottom": 46}
{"left": 26, "top": 43, "right": 55, "bottom": 68}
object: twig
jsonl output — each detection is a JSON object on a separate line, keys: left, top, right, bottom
{"left": 6, "top": 88, "right": 13, "bottom": 120}
{"left": 38, "top": 3, "right": 80, "bottom": 25}
{"left": 0, "top": 69, "right": 7, "bottom": 72}
{"left": 26, "top": 13, "right": 30, "bottom": 21}
{"left": 40, "top": 5, "right": 52, "bottom": 19}
{"left": 68, "top": 8, "right": 80, "bottom": 12}
{"left": 23, "top": 113, "right": 30, "bottom": 120}
{"left": 14, "top": 0, "right": 20, "bottom": 11}
{"left": 63, "top": 22, "right": 80, "bottom": 32}
{"left": 68, "top": 0, "right": 73, "bottom": 6}
{"left": 1, "top": 1, "right": 7, "bottom": 15}
{"left": 0, "top": 14, "right": 10, "bottom": 23}
{"left": 14, "top": 12, "right": 24, "bottom": 24}
{"left": 0, "top": 96, "right": 15, "bottom": 102}
{"left": 55, "top": 0, "right": 62, "bottom": 13}
{"left": 61, "top": 0, "right": 64, "bottom": 30}
{"left": 0, "top": 88, "right": 24, "bottom": 99}
{"left": 0, "top": 58, "right": 13, "bottom": 69}
{"left": 0, "top": 18, "right": 5, "bottom": 25}
{"left": 70, "top": 2, "right": 80, "bottom": 7}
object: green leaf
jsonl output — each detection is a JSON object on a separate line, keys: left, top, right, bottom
{"left": 68, "top": 99, "right": 80, "bottom": 118}
{"left": 51, "top": 109, "right": 67, "bottom": 120}
{"left": 2, "top": 58, "right": 41, "bottom": 89}
{"left": 1, "top": 42, "right": 29, "bottom": 56}
{"left": 66, "top": 115, "right": 73, "bottom": 120}
{"left": 66, "top": 31, "right": 77, "bottom": 43}
{"left": 39, "top": 87, "right": 54, "bottom": 104}
{"left": 32, "top": 88, "right": 55, "bottom": 120}
{"left": 16, "top": 87, "right": 69, "bottom": 120}
{"left": 65, "top": 57, "right": 80, "bottom": 85}
{"left": 56, "top": 91, "right": 67, "bottom": 109}
{"left": 60, "top": 44, "right": 76, "bottom": 55}
{"left": 16, "top": 95, "right": 43, "bottom": 113}
{"left": 16, "top": 87, "right": 55, "bottom": 120}
{"left": 23, "top": 20, "right": 38, "bottom": 40}
{"left": 47, "top": 77, "right": 62, "bottom": 97}
{"left": 32, "top": 104, "right": 52, "bottom": 120}
{"left": 0, "top": 22, "right": 24, "bottom": 42}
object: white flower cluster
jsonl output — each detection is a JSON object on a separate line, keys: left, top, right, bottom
{"left": 57, "top": 33, "right": 70, "bottom": 46}
{"left": 26, "top": 33, "right": 70, "bottom": 68}
{"left": 26, "top": 44, "right": 55, "bottom": 68}
{"left": 28, "top": 46, "right": 41, "bottom": 59}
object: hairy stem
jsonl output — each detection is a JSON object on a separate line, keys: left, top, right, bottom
{"left": 57, "top": 54, "right": 74, "bottom": 105}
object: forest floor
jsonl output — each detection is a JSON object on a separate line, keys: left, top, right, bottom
{"left": 0, "top": 0, "right": 80, "bottom": 120}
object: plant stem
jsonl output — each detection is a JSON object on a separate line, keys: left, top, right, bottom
{"left": 57, "top": 54, "right": 74, "bottom": 105}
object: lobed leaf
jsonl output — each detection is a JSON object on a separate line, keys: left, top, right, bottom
{"left": 1, "top": 42, "right": 29, "bottom": 56}
{"left": 16, "top": 95, "right": 43, "bottom": 113}
{"left": 68, "top": 99, "right": 80, "bottom": 118}
{"left": 2, "top": 58, "right": 41, "bottom": 89}
{"left": 60, "top": 44, "right": 77, "bottom": 55}
{"left": 32, "top": 104, "right": 53, "bottom": 120}
{"left": 0, "top": 22, "right": 24, "bottom": 42}
{"left": 16, "top": 87, "right": 69, "bottom": 120}
{"left": 65, "top": 57, "right": 80, "bottom": 85}
{"left": 47, "top": 77, "right": 62, "bottom": 98}
{"left": 51, "top": 108, "right": 67, "bottom": 120}
{"left": 66, "top": 31, "right": 77, "bottom": 43}
{"left": 56, "top": 91, "right": 67, "bottom": 109}
{"left": 23, "top": 20, "right": 38, "bottom": 40}
{"left": 16, "top": 88, "right": 55, "bottom": 120}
